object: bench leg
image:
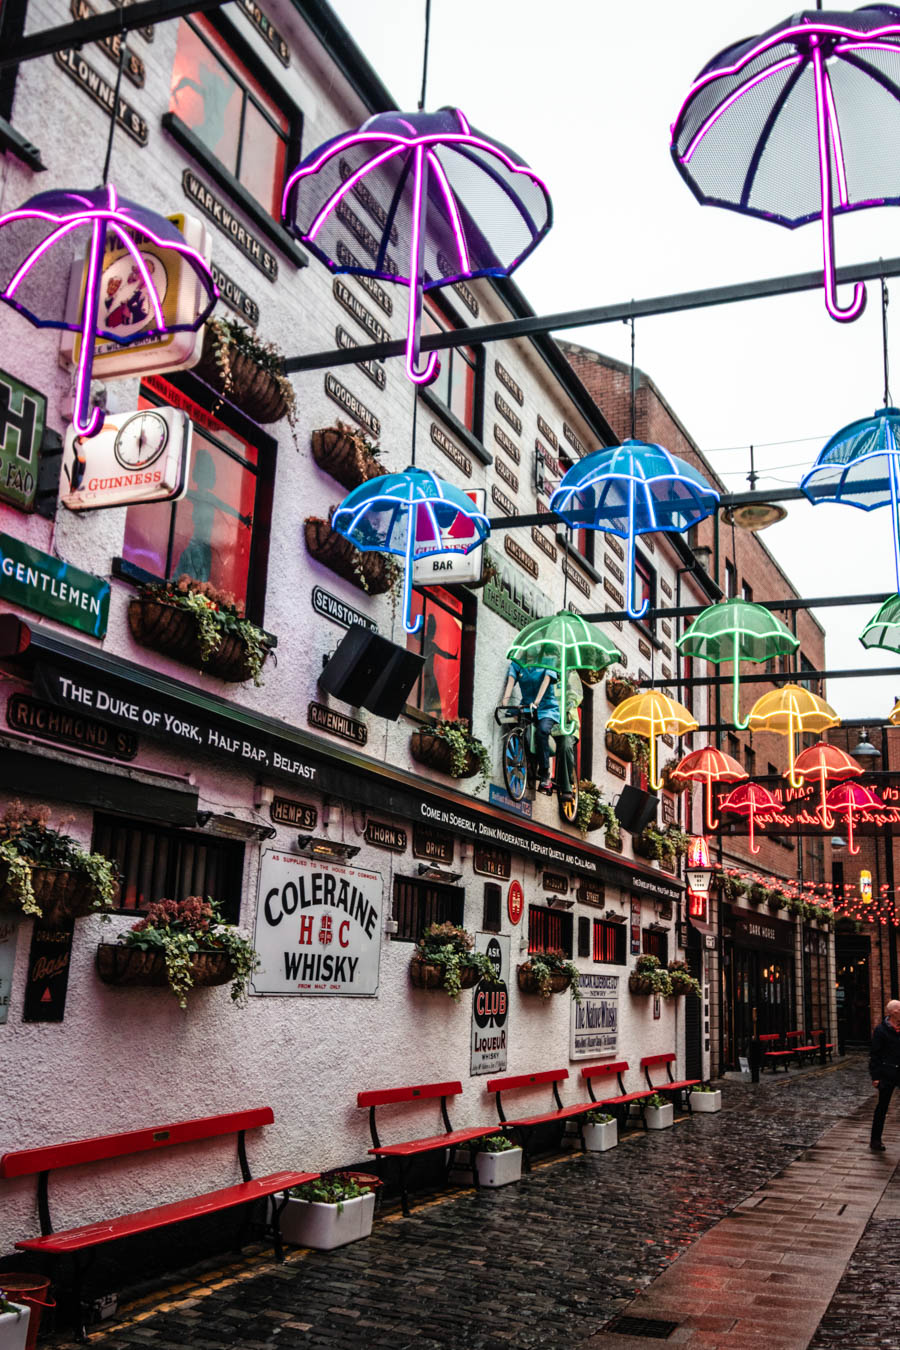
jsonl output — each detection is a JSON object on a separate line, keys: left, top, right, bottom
{"left": 72, "top": 1253, "right": 88, "bottom": 1343}
{"left": 398, "top": 1159, "right": 411, "bottom": 1217}
{"left": 270, "top": 1194, "right": 289, "bottom": 1263}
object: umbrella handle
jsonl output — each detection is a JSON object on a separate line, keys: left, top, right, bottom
{"left": 405, "top": 146, "right": 441, "bottom": 386}
{"left": 811, "top": 39, "right": 866, "bottom": 324}
{"left": 732, "top": 633, "right": 749, "bottom": 730}
{"left": 819, "top": 768, "right": 833, "bottom": 830}
{"left": 786, "top": 708, "right": 802, "bottom": 789}
{"left": 647, "top": 725, "right": 662, "bottom": 793}
{"left": 625, "top": 483, "right": 648, "bottom": 621}
{"left": 748, "top": 806, "right": 760, "bottom": 854}
{"left": 704, "top": 779, "right": 719, "bottom": 832}
{"left": 847, "top": 804, "right": 859, "bottom": 855}
{"left": 72, "top": 216, "right": 107, "bottom": 437}
{"left": 400, "top": 512, "right": 423, "bottom": 635}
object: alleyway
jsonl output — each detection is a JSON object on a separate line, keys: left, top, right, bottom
{"left": 42, "top": 1055, "right": 900, "bottom": 1350}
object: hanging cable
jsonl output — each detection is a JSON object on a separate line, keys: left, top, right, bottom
{"left": 418, "top": 0, "right": 432, "bottom": 111}
{"left": 411, "top": 390, "right": 418, "bottom": 466}
{"left": 101, "top": 13, "right": 127, "bottom": 185}
{"left": 629, "top": 315, "right": 636, "bottom": 440}
{"left": 883, "top": 277, "right": 892, "bottom": 408}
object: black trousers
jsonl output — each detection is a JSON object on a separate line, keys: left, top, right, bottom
{"left": 872, "top": 1082, "right": 896, "bottom": 1143}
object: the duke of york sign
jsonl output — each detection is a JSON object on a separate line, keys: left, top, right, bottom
{"left": 252, "top": 850, "right": 383, "bottom": 997}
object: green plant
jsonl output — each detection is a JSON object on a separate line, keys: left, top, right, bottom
{"left": 721, "top": 873, "right": 749, "bottom": 902}
{"left": 118, "top": 896, "right": 260, "bottom": 1008}
{"left": 0, "top": 1289, "right": 23, "bottom": 1316}
{"left": 144, "top": 576, "right": 272, "bottom": 685}
{"left": 480, "top": 1134, "right": 517, "bottom": 1153}
{"left": 641, "top": 1094, "right": 668, "bottom": 1110}
{"left": 606, "top": 669, "right": 638, "bottom": 705}
{"left": 667, "top": 959, "right": 702, "bottom": 998}
{"left": 522, "top": 949, "right": 582, "bottom": 1000}
{"left": 415, "top": 921, "right": 498, "bottom": 999}
{"left": 330, "top": 419, "right": 382, "bottom": 460}
{"left": 630, "top": 953, "right": 673, "bottom": 997}
{"left": 288, "top": 1173, "right": 375, "bottom": 1213}
{"left": 691, "top": 1085, "right": 715, "bottom": 1094}
{"left": 637, "top": 823, "right": 689, "bottom": 867}
{"left": 429, "top": 718, "right": 492, "bottom": 789}
{"left": 585, "top": 1110, "right": 614, "bottom": 1125}
{"left": 626, "top": 733, "right": 650, "bottom": 771}
{"left": 749, "top": 881, "right": 772, "bottom": 905}
{"left": 575, "top": 780, "right": 621, "bottom": 844}
{"left": 0, "top": 800, "right": 118, "bottom": 918}
{"left": 204, "top": 316, "right": 297, "bottom": 436}
{"left": 768, "top": 889, "right": 789, "bottom": 910}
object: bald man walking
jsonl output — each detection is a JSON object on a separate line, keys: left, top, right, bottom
{"left": 869, "top": 1000, "right": 900, "bottom": 1151}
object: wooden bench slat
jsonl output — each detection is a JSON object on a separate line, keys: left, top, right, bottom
{"left": 500, "top": 1102, "right": 598, "bottom": 1130}
{"left": 580, "top": 1062, "right": 629, "bottom": 1080}
{"left": 369, "top": 1126, "right": 496, "bottom": 1158}
{"left": 0, "top": 1109, "right": 275, "bottom": 1179}
{"left": 640, "top": 1053, "right": 676, "bottom": 1068}
{"left": 14, "top": 1170, "right": 315, "bottom": 1254}
{"left": 486, "top": 1069, "right": 568, "bottom": 1092}
{"left": 595, "top": 1091, "right": 647, "bottom": 1107}
{"left": 357, "top": 1081, "right": 462, "bottom": 1108}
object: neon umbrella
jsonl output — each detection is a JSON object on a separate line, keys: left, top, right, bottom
{"left": 825, "top": 781, "right": 883, "bottom": 855}
{"left": 801, "top": 408, "right": 900, "bottom": 591}
{"left": 793, "top": 742, "right": 862, "bottom": 827}
{"left": 282, "top": 107, "right": 551, "bottom": 386}
{"left": 861, "top": 594, "right": 900, "bottom": 653}
{"left": 890, "top": 697, "right": 900, "bottom": 725}
{"left": 607, "top": 691, "right": 698, "bottom": 793}
{"left": 0, "top": 184, "right": 217, "bottom": 437}
{"left": 506, "top": 612, "right": 622, "bottom": 736}
{"left": 332, "top": 467, "right": 489, "bottom": 635}
{"left": 747, "top": 683, "right": 840, "bottom": 789}
{"left": 670, "top": 7, "right": 900, "bottom": 322}
{"left": 719, "top": 782, "right": 781, "bottom": 855}
{"left": 672, "top": 745, "right": 747, "bottom": 831}
{"left": 549, "top": 441, "right": 719, "bottom": 619}
{"left": 677, "top": 599, "right": 799, "bottom": 729}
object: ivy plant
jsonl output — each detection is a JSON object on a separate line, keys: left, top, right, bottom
{"left": 204, "top": 316, "right": 298, "bottom": 438}
{"left": 429, "top": 718, "right": 492, "bottom": 789}
{"left": 0, "top": 800, "right": 118, "bottom": 918}
{"left": 118, "top": 896, "right": 260, "bottom": 1009}
{"left": 575, "top": 780, "right": 621, "bottom": 844}
{"left": 415, "top": 921, "right": 498, "bottom": 999}
{"left": 522, "top": 949, "right": 582, "bottom": 1000}
{"left": 143, "top": 576, "right": 272, "bottom": 685}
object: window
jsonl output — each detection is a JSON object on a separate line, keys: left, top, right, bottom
{"left": 392, "top": 876, "right": 464, "bottom": 942}
{"left": 745, "top": 745, "right": 756, "bottom": 778}
{"left": 92, "top": 814, "right": 245, "bottom": 920}
{"left": 742, "top": 581, "right": 753, "bottom": 603}
{"left": 528, "top": 905, "right": 573, "bottom": 958}
{"left": 578, "top": 915, "right": 591, "bottom": 958}
{"left": 406, "top": 586, "right": 466, "bottom": 720}
{"left": 681, "top": 654, "right": 694, "bottom": 715}
{"left": 169, "top": 16, "right": 291, "bottom": 218}
{"left": 558, "top": 449, "right": 593, "bottom": 562}
{"left": 593, "top": 919, "right": 626, "bottom": 964}
{"left": 642, "top": 927, "right": 668, "bottom": 963}
{"left": 122, "top": 381, "right": 267, "bottom": 618}
{"left": 728, "top": 732, "right": 740, "bottom": 762}
{"left": 798, "top": 652, "right": 818, "bottom": 695}
{"left": 482, "top": 883, "right": 501, "bottom": 934}
{"left": 634, "top": 552, "right": 655, "bottom": 627}
{"left": 422, "top": 299, "right": 478, "bottom": 432}
{"left": 725, "top": 559, "right": 737, "bottom": 599}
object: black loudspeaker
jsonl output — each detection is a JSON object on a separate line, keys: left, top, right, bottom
{"left": 615, "top": 784, "right": 659, "bottom": 835}
{"left": 318, "top": 624, "right": 425, "bottom": 721}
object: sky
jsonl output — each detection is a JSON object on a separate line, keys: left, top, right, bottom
{"left": 329, "top": 0, "right": 900, "bottom": 720}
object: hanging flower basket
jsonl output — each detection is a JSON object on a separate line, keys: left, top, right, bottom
{"left": 311, "top": 424, "right": 386, "bottom": 489}
{"left": 628, "top": 973, "right": 655, "bottom": 995}
{"left": 128, "top": 592, "right": 270, "bottom": 684}
{"left": 1, "top": 865, "right": 116, "bottom": 924}
{"left": 0, "top": 803, "right": 119, "bottom": 921}
{"left": 517, "top": 964, "right": 569, "bottom": 996}
{"left": 96, "top": 944, "right": 235, "bottom": 989}
{"left": 304, "top": 517, "right": 395, "bottom": 596}
{"left": 605, "top": 829, "right": 624, "bottom": 853}
{"left": 660, "top": 762, "right": 688, "bottom": 795}
{"left": 193, "top": 320, "right": 291, "bottom": 424}
{"left": 409, "top": 723, "right": 489, "bottom": 782}
{"left": 606, "top": 672, "right": 638, "bottom": 706}
{"left": 409, "top": 957, "right": 481, "bottom": 992}
{"left": 605, "top": 729, "right": 635, "bottom": 762}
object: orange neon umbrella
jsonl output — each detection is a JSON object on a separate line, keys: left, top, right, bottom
{"left": 607, "top": 691, "right": 698, "bottom": 792}
{"left": 889, "top": 698, "right": 900, "bottom": 726}
{"left": 718, "top": 782, "right": 780, "bottom": 855}
{"left": 792, "top": 742, "right": 862, "bottom": 828}
{"left": 672, "top": 746, "right": 747, "bottom": 831}
{"left": 747, "top": 684, "right": 840, "bottom": 789}
{"left": 825, "top": 781, "right": 883, "bottom": 855}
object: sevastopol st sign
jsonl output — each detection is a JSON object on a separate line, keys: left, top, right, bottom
{"left": 251, "top": 850, "right": 383, "bottom": 997}
{"left": 0, "top": 535, "right": 109, "bottom": 637}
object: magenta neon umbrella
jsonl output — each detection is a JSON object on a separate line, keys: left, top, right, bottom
{"left": 718, "top": 781, "right": 781, "bottom": 855}
{"left": 825, "top": 780, "right": 883, "bottom": 854}
{"left": 0, "top": 184, "right": 217, "bottom": 436}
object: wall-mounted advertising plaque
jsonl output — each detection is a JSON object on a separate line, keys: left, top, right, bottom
{"left": 364, "top": 821, "right": 407, "bottom": 853}
{"left": 473, "top": 845, "right": 511, "bottom": 880}
{"left": 0, "top": 535, "right": 109, "bottom": 636}
{"left": 61, "top": 407, "right": 191, "bottom": 510}
{"left": 412, "top": 823, "right": 454, "bottom": 864}
{"left": 269, "top": 797, "right": 317, "bottom": 830}
{"left": 0, "top": 367, "right": 45, "bottom": 512}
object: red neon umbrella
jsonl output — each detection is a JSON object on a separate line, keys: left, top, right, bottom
{"left": 718, "top": 781, "right": 780, "bottom": 855}
{"left": 825, "top": 782, "right": 883, "bottom": 856}
{"left": 673, "top": 746, "right": 747, "bottom": 831}
{"left": 793, "top": 742, "right": 862, "bottom": 828}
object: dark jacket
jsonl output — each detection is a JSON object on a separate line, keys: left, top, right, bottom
{"left": 870, "top": 1018, "right": 900, "bottom": 1083}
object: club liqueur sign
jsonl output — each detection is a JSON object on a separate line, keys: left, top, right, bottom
{"left": 252, "top": 850, "right": 383, "bottom": 997}
{"left": 471, "top": 933, "right": 509, "bottom": 1077}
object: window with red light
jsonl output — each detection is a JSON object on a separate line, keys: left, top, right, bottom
{"left": 593, "top": 919, "right": 626, "bottom": 964}
{"left": 421, "top": 300, "right": 478, "bottom": 431}
{"left": 634, "top": 552, "right": 654, "bottom": 626}
{"left": 169, "top": 16, "right": 290, "bottom": 218}
{"left": 642, "top": 927, "right": 668, "bottom": 963}
{"left": 405, "top": 586, "right": 465, "bottom": 720}
{"left": 528, "top": 905, "right": 573, "bottom": 958}
{"left": 123, "top": 382, "right": 263, "bottom": 615}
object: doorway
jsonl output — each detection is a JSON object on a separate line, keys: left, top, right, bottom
{"left": 835, "top": 928, "right": 872, "bottom": 1047}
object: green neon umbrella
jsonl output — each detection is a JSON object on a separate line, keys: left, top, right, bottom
{"left": 860, "top": 595, "right": 900, "bottom": 653}
{"left": 506, "top": 611, "right": 623, "bottom": 735}
{"left": 677, "top": 598, "right": 799, "bottom": 731}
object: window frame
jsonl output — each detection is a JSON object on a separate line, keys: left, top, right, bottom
{"left": 725, "top": 559, "right": 737, "bottom": 599}
{"left": 527, "top": 904, "right": 573, "bottom": 958}
{"left": 642, "top": 927, "right": 668, "bottom": 964}
{"left": 405, "top": 584, "right": 470, "bottom": 723}
{"left": 633, "top": 550, "right": 656, "bottom": 634}
{"left": 593, "top": 918, "right": 626, "bottom": 965}
{"left": 419, "top": 294, "right": 485, "bottom": 450}
{"left": 392, "top": 875, "right": 465, "bottom": 942}
{"left": 482, "top": 883, "right": 502, "bottom": 934}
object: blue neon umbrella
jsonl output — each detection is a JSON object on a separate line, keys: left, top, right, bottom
{"left": 549, "top": 440, "right": 720, "bottom": 619}
{"left": 332, "top": 467, "right": 490, "bottom": 634}
{"left": 800, "top": 407, "right": 900, "bottom": 590}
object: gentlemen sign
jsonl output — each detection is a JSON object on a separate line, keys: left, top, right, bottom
{"left": 0, "top": 367, "right": 45, "bottom": 512}
{"left": 0, "top": 536, "right": 109, "bottom": 637}
{"left": 571, "top": 973, "right": 619, "bottom": 1060}
{"left": 252, "top": 850, "right": 383, "bottom": 996}
{"left": 183, "top": 170, "right": 277, "bottom": 279}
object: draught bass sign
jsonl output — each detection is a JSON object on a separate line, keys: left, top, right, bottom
{"left": 252, "top": 850, "right": 383, "bottom": 997}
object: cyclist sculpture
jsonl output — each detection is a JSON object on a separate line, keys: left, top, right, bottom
{"left": 497, "top": 666, "right": 583, "bottom": 823}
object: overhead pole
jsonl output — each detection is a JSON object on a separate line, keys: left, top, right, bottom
{"left": 0, "top": 0, "right": 231, "bottom": 70}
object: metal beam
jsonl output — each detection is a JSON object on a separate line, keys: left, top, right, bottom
{"left": 283, "top": 253, "right": 900, "bottom": 374}
{"left": 646, "top": 665, "right": 900, "bottom": 688}
{"left": 0, "top": 0, "right": 231, "bottom": 70}
{"left": 587, "top": 591, "right": 894, "bottom": 624}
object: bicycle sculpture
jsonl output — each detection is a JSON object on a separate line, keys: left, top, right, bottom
{"left": 494, "top": 705, "right": 579, "bottom": 824}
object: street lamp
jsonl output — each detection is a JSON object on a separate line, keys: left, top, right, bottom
{"left": 851, "top": 730, "right": 880, "bottom": 765}
{"left": 685, "top": 835, "right": 715, "bottom": 923}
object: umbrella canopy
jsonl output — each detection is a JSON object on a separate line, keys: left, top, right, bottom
{"left": 672, "top": 745, "right": 748, "bottom": 831}
{"left": 332, "top": 466, "right": 489, "bottom": 634}
{"left": 801, "top": 407, "right": 900, "bottom": 590}
{"left": 506, "top": 611, "right": 622, "bottom": 735}
{"left": 670, "top": 6, "right": 900, "bottom": 321}
{"left": 890, "top": 697, "right": 900, "bottom": 725}
{"left": 607, "top": 691, "right": 699, "bottom": 792}
{"left": 747, "top": 683, "right": 841, "bottom": 787}
{"left": 793, "top": 741, "right": 862, "bottom": 826}
{"left": 677, "top": 599, "right": 799, "bottom": 728}
{"left": 549, "top": 440, "right": 719, "bottom": 619}
{"left": 825, "top": 780, "right": 884, "bottom": 853}
{"left": 719, "top": 781, "right": 781, "bottom": 854}
{"left": 282, "top": 107, "right": 551, "bottom": 386}
{"left": 0, "top": 184, "right": 217, "bottom": 436}
{"left": 861, "top": 593, "right": 900, "bottom": 652}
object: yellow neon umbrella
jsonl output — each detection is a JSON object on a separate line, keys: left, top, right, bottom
{"left": 607, "top": 692, "right": 698, "bottom": 792}
{"left": 889, "top": 698, "right": 900, "bottom": 726}
{"left": 747, "top": 684, "right": 840, "bottom": 789}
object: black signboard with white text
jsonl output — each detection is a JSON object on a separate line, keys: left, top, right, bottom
{"left": 23, "top": 920, "right": 75, "bottom": 1022}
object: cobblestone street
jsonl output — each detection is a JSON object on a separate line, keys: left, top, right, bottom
{"left": 41, "top": 1054, "right": 898, "bottom": 1350}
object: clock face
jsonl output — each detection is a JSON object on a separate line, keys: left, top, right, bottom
{"left": 114, "top": 411, "right": 170, "bottom": 470}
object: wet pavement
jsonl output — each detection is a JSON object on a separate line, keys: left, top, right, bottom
{"left": 48, "top": 1055, "right": 896, "bottom": 1350}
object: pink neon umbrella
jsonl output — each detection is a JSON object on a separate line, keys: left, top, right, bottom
{"left": 825, "top": 781, "right": 883, "bottom": 855}
{"left": 719, "top": 781, "right": 781, "bottom": 855}
{"left": 792, "top": 742, "right": 862, "bottom": 828}
{"left": 672, "top": 745, "right": 747, "bottom": 831}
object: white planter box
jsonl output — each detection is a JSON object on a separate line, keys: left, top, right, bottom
{"left": 690, "top": 1090, "right": 721, "bottom": 1113}
{"left": 645, "top": 1103, "right": 674, "bottom": 1130}
{"left": 275, "top": 1190, "right": 376, "bottom": 1250}
{"left": 584, "top": 1120, "right": 617, "bottom": 1152}
{"left": 476, "top": 1146, "right": 523, "bottom": 1188}
{"left": 0, "top": 1304, "right": 30, "bottom": 1350}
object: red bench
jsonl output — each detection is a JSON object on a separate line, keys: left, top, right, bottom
{"left": 760, "top": 1033, "right": 792, "bottom": 1072}
{"left": 580, "top": 1061, "right": 651, "bottom": 1132}
{"left": 785, "top": 1029, "right": 818, "bottom": 1065}
{"left": 0, "top": 1108, "right": 316, "bottom": 1337}
{"left": 641, "top": 1053, "right": 701, "bottom": 1111}
{"left": 358, "top": 1080, "right": 497, "bottom": 1216}
{"left": 486, "top": 1069, "right": 596, "bottom": 1165}
{"left": 811, "top": 1029, "right": 835, "bottom": 1062}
